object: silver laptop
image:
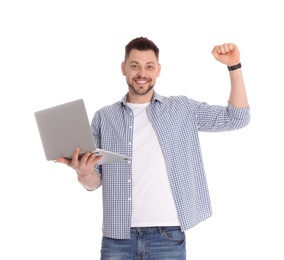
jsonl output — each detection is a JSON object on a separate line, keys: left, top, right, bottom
{"left": 34, "top": 99, "right": 131, "bottom": 165}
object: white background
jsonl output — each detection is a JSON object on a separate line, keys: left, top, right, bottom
{"left": 1, "top": 0, "right": 283, "bottom": 259}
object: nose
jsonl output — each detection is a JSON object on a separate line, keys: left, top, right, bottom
{"left": 136, "top": 67, "right": 146, "bottom": 78}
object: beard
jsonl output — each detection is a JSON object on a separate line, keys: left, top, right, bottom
{"left": 127, "top": 78, "right": 155, "bottom": 96}
{"left": 128, "top": 83, "right": 155, "bottom": 96}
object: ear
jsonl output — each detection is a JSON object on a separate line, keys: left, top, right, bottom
{"left": 157, "top": 63, "right": 161, "bottom": 77}
{"left": 121, "top": 62, "right": 126, "bottom": 76}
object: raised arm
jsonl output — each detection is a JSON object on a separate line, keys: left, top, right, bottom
{"left": 211, "top": 43, "right": 249, "bottom": 108}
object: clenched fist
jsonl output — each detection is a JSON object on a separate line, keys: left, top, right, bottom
{"left": 211, "top": 43, "right": 240, "bottom": 67}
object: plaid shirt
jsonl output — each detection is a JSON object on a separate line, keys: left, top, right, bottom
{"left": 91, "top": 92, "right": 250, "bottom": 239}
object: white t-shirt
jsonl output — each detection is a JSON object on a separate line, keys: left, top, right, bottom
{"left": 127, "top": 102, "right": 180, "bottom": 227}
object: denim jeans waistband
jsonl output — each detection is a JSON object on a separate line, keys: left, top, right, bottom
{"left": 131, "top": 226, "right": 181, "bottom": 234}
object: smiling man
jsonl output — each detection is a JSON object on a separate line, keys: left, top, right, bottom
{"left": 121, "top": 46, "right": 161, "bottom": 102}
{"left": 57, "top": 37, "right": 250, "bottom": 259}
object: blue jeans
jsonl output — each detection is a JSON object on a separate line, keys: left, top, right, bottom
{"left": 100, "top": 226, "right": 186, "bottom": 260}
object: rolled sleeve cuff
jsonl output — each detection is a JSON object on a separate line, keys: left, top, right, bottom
{"left": 227, "top": 102, "right": 250, "bottom": 119}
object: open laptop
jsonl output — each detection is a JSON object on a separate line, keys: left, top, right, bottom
{"left": 34, "top": 99, "right": 132, "bottom": 165}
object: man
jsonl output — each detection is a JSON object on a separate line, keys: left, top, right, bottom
{"left": 57, "top": 37, "right": 250, "bottom": 259}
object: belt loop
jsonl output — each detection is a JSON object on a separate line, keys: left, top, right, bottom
{"left": 158, "top": 227, "right": 163, "bottom": 233}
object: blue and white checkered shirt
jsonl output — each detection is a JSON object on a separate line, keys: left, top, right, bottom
{"left": 91, "top": 92, "right": 250, "bottom": 239}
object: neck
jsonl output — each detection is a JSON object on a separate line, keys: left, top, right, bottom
{"left": 127, "top": 90, "right": 154, "bottom": 104}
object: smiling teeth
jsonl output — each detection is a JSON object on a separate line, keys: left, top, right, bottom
{"left": 137, "top": 80, "right": 147, "bottom": 84}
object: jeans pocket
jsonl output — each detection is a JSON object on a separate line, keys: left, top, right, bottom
{"left": 162, "top": 226, "right": 186, "bottom": 242}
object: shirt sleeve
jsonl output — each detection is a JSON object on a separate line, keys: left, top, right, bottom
{"left": 90, "top": 111, "right": 103, "bottom": 189}
{"left": 191, "top": 99, "right": 250, "bottom": 132}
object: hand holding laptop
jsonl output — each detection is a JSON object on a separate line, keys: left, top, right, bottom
{"left": 56, "top": 147, "right": 102, "bottom": 190}
{"left": 34, "top": 99, "right": 132, "bottom": 165}
{"left": 56, "top": 147, "right": 101, "bottom": 175}
{"left": 34, "top": 99, "right": 132, "bottom": 190}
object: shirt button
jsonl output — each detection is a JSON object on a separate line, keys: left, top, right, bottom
{"left": 128, "top": 197, "right": 132, "bottom": 201}
{"left": 128, "top": 179, "right": 131, "bottom": 183}
{"left": 130, "top": 125, "right": 132, "bottom": 129}
{"left": 128, "top": 142, "right": 132, "bottom": 146}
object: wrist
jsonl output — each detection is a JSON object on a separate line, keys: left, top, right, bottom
{"left": 228, "top": 63, "right": 242, "bottom": 71}
{"left": 77, "top": 171, "right": 101, "bottom": 190}
{"left": 77, "top": 171, "right": 93, "bottom": 180}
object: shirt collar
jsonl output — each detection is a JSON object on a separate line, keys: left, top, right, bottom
{"left": 119, "top": 91, "right": 164, "bottom": 106}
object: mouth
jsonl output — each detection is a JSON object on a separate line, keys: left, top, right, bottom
{"left": 134, "top": 78, "right": 150, "bottom": 85}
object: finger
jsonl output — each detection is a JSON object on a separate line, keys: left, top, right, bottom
{"left": 211, "top": 46, "right": 220, "bottom": 59}
{"left": 69, "top": 147, "right": 81, "bottom": 168}
{"left": 79, "top": 151, "right": 93, "bottom": 164}
{"left": 55, "top": 157, "right": 71, "bottom": 165}
{"left": 92, "top": 155, "right": 103, "bottom": 164}
{"left": 223, "top": 43, "right": 230, "bottom": 53}
{"left": 84, "top": 152, "right": 103, "bottom": 164}
{"left": 72, "top": 147, "right": 81, "bottom": 161}
{"left": 228, "top": 43, "right": 237, "bottom": 52}
{"left": 212, "top": 45, "right": 219, "bottom": 54}
{"left": 218, "top": 44, "right": 226, "bottom": 54}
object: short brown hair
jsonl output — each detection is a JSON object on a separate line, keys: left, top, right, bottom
{"left": 124, "top": 37, "right": 159, "bottom": 62}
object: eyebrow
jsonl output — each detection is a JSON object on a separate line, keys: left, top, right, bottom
{"left": 129, "top": 61, "right": 156, "bottom": 65}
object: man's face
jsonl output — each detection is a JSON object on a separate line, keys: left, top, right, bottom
{"left": 121, "top": 49, "right": 161, "bottom": 97}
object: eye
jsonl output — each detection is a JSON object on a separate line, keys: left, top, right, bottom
{"left": 131, "top": 64, "right": 139, "bottom": 69}
{"left": 147, "top": 65, "right": 154, "bottom": 70}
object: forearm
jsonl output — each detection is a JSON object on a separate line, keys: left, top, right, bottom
{"left": 228, "top": 68, "right": 249, "bottom": 108}
{"left": 78, "top": 170, "right": 101, "bottom": 191}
